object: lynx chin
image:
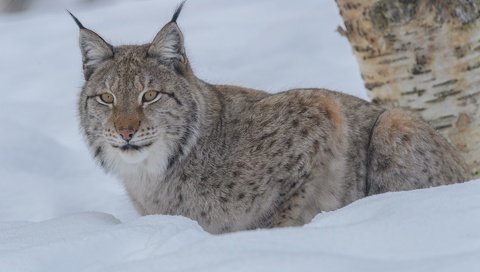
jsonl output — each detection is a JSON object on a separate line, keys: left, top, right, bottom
{"left": 71, "top": 3, "right": 470, "bottom": 234}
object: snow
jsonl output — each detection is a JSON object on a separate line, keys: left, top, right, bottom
{"left": 0, "top": 0, "right": 478, "bottom": 271}
{"left": 2, "top": 182, "right": 480, "bottom": 272}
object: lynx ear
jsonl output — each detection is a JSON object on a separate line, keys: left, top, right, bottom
{"left": 147, "top": 2, "right": 187, "bottom": 65}
{"left": 68, "top": 11, "right": 113, "bottom": 80}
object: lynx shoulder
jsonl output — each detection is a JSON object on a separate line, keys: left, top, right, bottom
{"left": 71, "top": 4, "right": 470, "bottom": 234}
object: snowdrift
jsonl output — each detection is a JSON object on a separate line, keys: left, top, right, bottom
{"left": 1, "top": 181, "right": 480, "bottom": 272}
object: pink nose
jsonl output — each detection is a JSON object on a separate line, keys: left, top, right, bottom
{"left": 118, "top": 128, "right": 136, "bottom": 141}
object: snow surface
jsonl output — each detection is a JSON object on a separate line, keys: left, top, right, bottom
{"left": 2, "top": 182, "right": 480, "bottom": 272}
{"left": 0, "top": 0, "right": 478, "bottom": 271}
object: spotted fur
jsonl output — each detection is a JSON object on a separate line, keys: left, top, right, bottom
{"left": 73, "top": 6, "right": 470, "bottom": 234}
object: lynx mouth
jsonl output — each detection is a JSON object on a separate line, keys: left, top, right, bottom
{"left": 112, "top": 142, "right": 153, "bottom": 164}
{"left": 112, "top": 142, "right": 152, "bottom": 151}
{"left": 120, "top": 144, "right": 142, "bottom": 151}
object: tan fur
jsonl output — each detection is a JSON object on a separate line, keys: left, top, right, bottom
{"left": 72, "top": 6, "right": 470, "bottom": 234}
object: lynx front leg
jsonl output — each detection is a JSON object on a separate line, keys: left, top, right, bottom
{"left": 269, "top": 184, "right": 321, "bottom": 228}
{"left": 271, "top": 195, "right": 307, "bottom": 228}
{"left": 366, "top": 109, "right": 470, "bottom": 195}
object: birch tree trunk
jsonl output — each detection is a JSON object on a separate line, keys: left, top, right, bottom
{"left": 336, "top": 0, "right": 480, "bottom": 177}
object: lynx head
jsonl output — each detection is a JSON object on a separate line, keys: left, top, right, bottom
{"left": 72, "top": 2, "right": 200, "bottom": 174}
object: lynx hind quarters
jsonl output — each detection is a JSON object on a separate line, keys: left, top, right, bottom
{"left": 366, "top": 109, "right": 470, "bottom": 195}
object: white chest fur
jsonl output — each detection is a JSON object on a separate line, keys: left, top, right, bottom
{"left": 103, "top": 140, "right": 172, "bottom": 212}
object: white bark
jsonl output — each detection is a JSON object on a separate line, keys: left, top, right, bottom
{"left": 336, "top": 0, "right": 480, "bottom": 176}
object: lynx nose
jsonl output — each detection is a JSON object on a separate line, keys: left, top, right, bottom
{"left": 113, "top": 114, "right": 141, "bottom": 142}
{"left": 118, "top": 127, "right": 137, "bottom": 142}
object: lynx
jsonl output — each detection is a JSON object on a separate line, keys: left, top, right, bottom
{"left": 72, "top": 3, "right": 469, "bottom": 234}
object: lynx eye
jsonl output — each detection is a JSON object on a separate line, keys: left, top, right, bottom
{"left": 142, "top": 90, "right": 160, "bottom": 103}
{"left": 98, "top": 93, "right": 114, "bottom": 104}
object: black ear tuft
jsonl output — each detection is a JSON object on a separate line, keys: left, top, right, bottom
{"left": 67, "top": 11, "right": 114, "bottom": 80}
{"left": 67, "top": 10, "right": 86, "bottom": 30}
{"left": 148, "top": 2, "right": 189, "bottom": 65}
{"left": 171, "top": 1, "right": 186, "bottom": 23}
